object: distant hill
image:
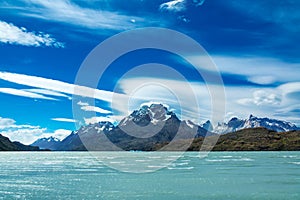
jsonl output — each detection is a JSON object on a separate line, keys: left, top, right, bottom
{"left": 186, "top": 127, "right": 300, "bottom": 151}
{"left": 0, "top": 134, "right": 40, "bottom": 151}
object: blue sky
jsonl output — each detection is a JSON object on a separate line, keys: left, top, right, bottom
{"left": 0, "top": 0, "right": 299, "bottom": 144}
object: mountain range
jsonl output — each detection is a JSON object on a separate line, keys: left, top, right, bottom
{"left": 30, "top": 103, "right": 300, "bottom": 151}
{"left": 213, "top": 114, "right": 299, "bottom": 134}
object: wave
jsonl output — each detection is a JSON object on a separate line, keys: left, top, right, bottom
{"left": 167, "top": 166, "right": 194, "bottom": 170}
{"left": 206, "top": 158, "right": 254, "bottom": 162}
{"left": 289, "top": 162, "right": 300, "bottom": 165}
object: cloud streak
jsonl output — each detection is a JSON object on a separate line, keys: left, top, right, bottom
{"left": 1, "top": 0, "right": 145, "bottom": 31}
{"left": 80, "top": 105, "right": 112, "bottom": 114}
{"left": 0, "top": 88, "right": 57, "bottom": 100}
{"left": 0, "top": 20, "right": 64, "bottom": 47}
{"left": 24, "top": 88, "right": 71, "bottom": 99}
{"left": 51, "top": 118, "right": 77, "bottom": 123}
{"left": 0, "top": 71, "right": 125, "bottom": 103}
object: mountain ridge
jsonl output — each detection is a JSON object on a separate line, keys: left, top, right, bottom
{"left": 30, "top": 103, "right": 300, "bottom": 151}
{"left": 213, "top": 114, "right": 299, "bottom": 134}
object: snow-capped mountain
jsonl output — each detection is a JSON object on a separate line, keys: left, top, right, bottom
{"left": 39, "top": 103, "right": 212, "bottom": 151}
{"left": 213, "top": 115, "right": 300, "bottom": 134}
{"left": 31, "top": 136, "right": 61, "bottom": 150}
{"left": 31, "top": 104, "right": 300, "bottom": 151}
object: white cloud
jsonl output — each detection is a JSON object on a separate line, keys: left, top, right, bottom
{"left": 77, "top": 100, "right": 111, "bottom": 114}
{"left": 0, "top": 116, "right": 72, "bottom": 144}
{"left": 0, "top": 88, "right": 57, "bottom": 100}
{"left": 0, "top": 71, "right": 128, "bottom": 104}
{"left": 278, "top": 82, "right": 300, "bottom": 96}
{"left": 160, "top": 0, "right": 186, "bottom": 13}
{"left": 0, "top": 127, "right": 47, "bottom": 145}
{"left": 237, "top": 89, "right": 281, "bottom": 106}
{"left": 0, "top": 20, "right": 64, "bottom": 47}
{"left": 0, "top": 116, "right": 46, "bottom": 144}
{"left": 42, "top": 129, "right": 71, "bottom": 141}
{"left": 80, "top": 105, "right": 112, "bottom": 114}
{"left": 0, "top": 117, "right": 16, "bottom": 128}
{"left": 84, "top": 116, "right": 116, "bottom": 125}
{"left": 248, "top": 75, "right": 276, "bottom": 85}
{"left": 51, "top": 118, "right": 77, "bottom": 123}
{"left": 77, "top": 101, "right": 89, "bottom": 106}
{"left": 3, "top": 0, "right": 144, "bottom": 31}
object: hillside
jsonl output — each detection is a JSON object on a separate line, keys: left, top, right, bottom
{"left": 186, "top": 127, "right": 300, "bottom": 151}
{"left": 0, "top": 134, "right": 40, "bottom": 151}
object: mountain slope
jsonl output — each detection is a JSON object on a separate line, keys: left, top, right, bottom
{"left": 0, "top": 134, "right": 40, "bottom": 151}
{"left": 186, "top": 128, "right": 300, "bottom": 151}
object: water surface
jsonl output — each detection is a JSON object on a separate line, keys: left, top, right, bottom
{"left": 0, "top": 152, "right": 299, "bottom": 199}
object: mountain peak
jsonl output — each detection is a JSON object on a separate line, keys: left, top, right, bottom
{"left": 249, "top": 114, "right": 256, "bottom": 119}
{"left": 120, "top": 103, "right": 175, "bottom": 127}
{"left": 202, "top": 120, "right": 213, "bottom": 131}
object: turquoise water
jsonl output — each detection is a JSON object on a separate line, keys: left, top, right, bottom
{"left": 0, "top": 152, "right": 299, "bottom": 200}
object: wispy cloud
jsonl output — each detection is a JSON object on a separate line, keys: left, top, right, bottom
{"left": 189, "top": 55, "right": 300, "bottom": 84}
{"left": 159, "top": 0, "right": 206, "bottom": 13}
{"left": 79, "top": 105, "right": 111, "bottom": 114}
{"left": 51, "top": 118, "right": 77, "bottom": 123}
{"left": 24, "top": 88, "right": 71, "bottom": 99}
{"left": 0, "top": 88, "right": 57, "bottom": 100}
{"left": 2, "top": 0, "right": 144, "bottom": 31}
{"left": 159, "top": 0, "right": 186, "bottom": 13}
{"left": 0, "top": 20, "right": 64, "bottom": 47}
{"left": 77, "top": 101, "right": 89, "bottom": 106}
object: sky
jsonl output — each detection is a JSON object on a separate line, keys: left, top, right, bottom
{"left": 0, "top": 0, "right": 299, "bottom": 144}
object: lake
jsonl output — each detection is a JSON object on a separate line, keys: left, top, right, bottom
{"left": 0, "top": 152, "right": 299, "bottom": 199}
